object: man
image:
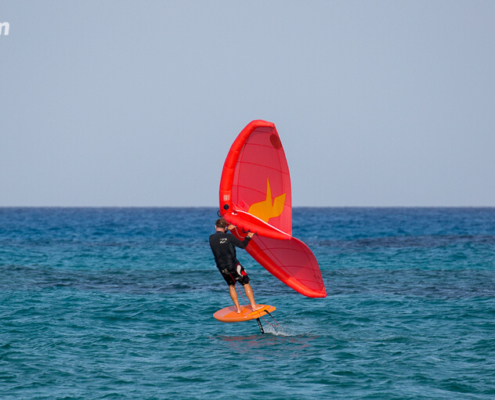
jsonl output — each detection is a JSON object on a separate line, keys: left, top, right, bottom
{"left": 209, "top": 218, "right": 263, "bottom": 313}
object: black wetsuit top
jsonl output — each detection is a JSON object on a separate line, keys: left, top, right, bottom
{"left": 209, "top": 231, "right": 251, "bottom": 272}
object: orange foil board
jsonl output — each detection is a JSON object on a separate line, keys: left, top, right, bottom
{"left": 213, "top": 304, "right": 276, "bottom": 323}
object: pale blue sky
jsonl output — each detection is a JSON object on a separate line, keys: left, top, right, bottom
{"left": 1, "top": 1, "right": 494, "bottom": 206}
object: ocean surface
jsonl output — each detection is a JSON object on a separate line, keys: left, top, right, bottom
{"left": 1, "top": 207, "right": 494, "bottom": 399}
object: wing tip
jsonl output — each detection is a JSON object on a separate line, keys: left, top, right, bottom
{"left": 307, "top": 291, "right": 327, "bottom": 299}
{"left": 298, "top": 286, "right": 327, "bottom": 298}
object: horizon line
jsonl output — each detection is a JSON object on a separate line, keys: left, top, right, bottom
{"left": 1, "top": 206, "right": 494, "bottom": 209}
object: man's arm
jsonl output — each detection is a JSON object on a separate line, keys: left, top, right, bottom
{"left": 228, "top": 229, "right": 255, "bottom": 249}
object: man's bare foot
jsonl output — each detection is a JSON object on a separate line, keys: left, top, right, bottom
{"left": 236, "top": 307, "right": 242, "bottom": 314}
{"left": 251, "top": 304, "right": 264, "bottom": 312}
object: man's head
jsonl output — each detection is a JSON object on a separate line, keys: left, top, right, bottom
{"left": 215, "top": 218, "right": 228, "bottom": 232}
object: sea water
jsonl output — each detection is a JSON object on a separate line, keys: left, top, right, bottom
{"left": 1, "top": 208, "right": 494, "bottom": 399}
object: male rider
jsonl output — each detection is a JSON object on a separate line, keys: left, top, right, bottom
{"left": 209, "top": 218, "right": 263, "bottom": 313}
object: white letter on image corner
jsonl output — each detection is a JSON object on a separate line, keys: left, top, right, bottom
{"left": 0, "top": 22, "right": 10, "bottom": 36}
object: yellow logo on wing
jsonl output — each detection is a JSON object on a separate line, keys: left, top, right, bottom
{"left": 248, "top": 178, "right": 286, "bottom": 223}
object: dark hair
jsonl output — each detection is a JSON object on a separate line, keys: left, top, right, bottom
{"left": 215, "top": 218, "right": 228, "bottom": 229}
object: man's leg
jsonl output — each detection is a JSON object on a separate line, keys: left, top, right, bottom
{"left": 229, "top": 285, "right": 242, "bottom": 313}
{"left": 243, "top": 283, "right": 263, "bottom": 311}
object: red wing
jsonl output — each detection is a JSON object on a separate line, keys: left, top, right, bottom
{"left": 220, "top": 120, "right": 326, "bottom": 298}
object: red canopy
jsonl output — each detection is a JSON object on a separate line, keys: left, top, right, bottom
{"left": 219, "top": 120, "right": 326, "bottom": 298}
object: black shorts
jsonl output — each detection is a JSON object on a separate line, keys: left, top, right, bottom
{"left": 220, "top": 264, "right": 250, "bottom": 286}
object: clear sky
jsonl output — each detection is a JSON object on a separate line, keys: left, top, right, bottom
{"left": 1, "top": 1, "right": 494, "bottom": 207}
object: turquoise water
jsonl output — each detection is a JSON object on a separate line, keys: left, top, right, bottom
{"left": 1, "top": 208, "right": 494, "bottom": 399}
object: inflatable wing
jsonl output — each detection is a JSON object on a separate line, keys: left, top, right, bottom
{"left": 219, "top": 120, "right": 326, "bottom": 298}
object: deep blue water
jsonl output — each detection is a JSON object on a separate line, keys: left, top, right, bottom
{"left": 1, "top": 207, "right": 494, "bottom": 399}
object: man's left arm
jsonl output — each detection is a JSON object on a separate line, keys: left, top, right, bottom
{"left": 228, "top": 227, "right": 254, "bottom": 249}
